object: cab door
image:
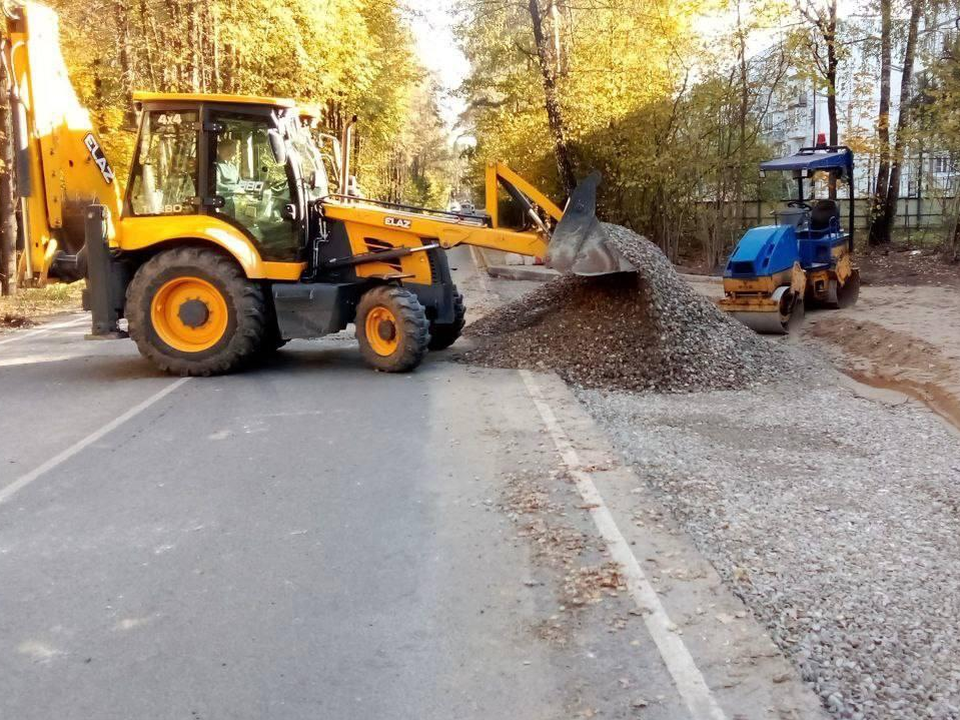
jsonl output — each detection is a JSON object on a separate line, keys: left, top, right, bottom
{"left": 126, "top": 108, "right": 201, "bottom": 217}
{"left": 203, "top": 109, "right": 302, "bottom": 262}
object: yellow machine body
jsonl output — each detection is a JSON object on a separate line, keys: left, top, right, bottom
{"left": 4, "top": 2, "right": 121, "bottom": 284}
{"left": 117, "top": 215, "right": 306, "bottom": 281}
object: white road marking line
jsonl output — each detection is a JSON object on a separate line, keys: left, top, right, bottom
{"left": 0, "top": 377, "right": 191, "bottom": 505}
{"left": 0, "top": 353, "right": 87, "bottom": 368}
{"left": 0, "top": 316, "right": 89, "bottom": 346}
{"left": 520, "top": 369, "right": 728, "bottom": 720}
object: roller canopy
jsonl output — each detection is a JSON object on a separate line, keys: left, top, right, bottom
{"left": 760, "top": 146, "right": 853, "bottom": 174}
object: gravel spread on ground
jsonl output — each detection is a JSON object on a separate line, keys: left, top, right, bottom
{"left": 578, "top": 380, "right": 960, "bottom": 720}
{"left": 464, "top": 224, "right": 795, "bottom": 392}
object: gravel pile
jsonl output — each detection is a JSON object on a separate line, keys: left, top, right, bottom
{"left": 579, "top": 381, "right": 960, "bottom": 719}
{"left": 465, "top": 223, "right": 794, "bottom": 392}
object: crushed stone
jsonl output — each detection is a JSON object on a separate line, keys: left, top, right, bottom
{"left": 463, "top": 223, "right": 797, "bottom": 392}
{"left": 579, "top": 381, "right": 960, "bottom": 720}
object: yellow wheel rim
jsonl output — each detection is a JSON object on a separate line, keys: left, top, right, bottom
{"left": 150, "top": 276, "right": 229, "bottom": 353}
{"left": 364, "top": 306, "right": 400, "bottom": 356}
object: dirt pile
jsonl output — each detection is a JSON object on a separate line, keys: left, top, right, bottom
{"left": 464, "top": 223, "right": 792, "bottom": 392}
{"left": 1, "top": 314, "right": 36, "bottom": 330}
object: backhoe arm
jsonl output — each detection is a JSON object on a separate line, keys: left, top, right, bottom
{"left": 323, "top": 160, "right": 632, "bottom": 276}
{"left": 3, "top": 2, "right": 122, "bottom": 284}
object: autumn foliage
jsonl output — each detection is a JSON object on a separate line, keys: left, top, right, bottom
{"left": 45, "top": 0, "right": 432, "bottom": 200}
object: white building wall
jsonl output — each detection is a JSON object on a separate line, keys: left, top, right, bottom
{"left": 758, "top": 10, "right": 957, "bottom": 201}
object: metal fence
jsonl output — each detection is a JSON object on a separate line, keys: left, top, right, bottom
{"left": 726, "top": 197, "right": 955, "bottom": 245}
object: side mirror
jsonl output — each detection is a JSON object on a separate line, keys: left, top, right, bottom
{"left": 281, "top": 203, "right": 297, "bottom": 221}
{"left": 267, "top": 130, "right": 287, "bottom": 164}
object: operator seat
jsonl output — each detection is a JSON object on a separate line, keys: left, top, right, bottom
{"left": 810, "top": 200, "right": 840, "bottom": 232}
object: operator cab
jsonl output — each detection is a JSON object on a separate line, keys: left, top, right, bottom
{"left": 760, "top": 145, "right": 855, "bottom": 268}
{"left": 126, "top": 92, "right": 326, "bottom": 263}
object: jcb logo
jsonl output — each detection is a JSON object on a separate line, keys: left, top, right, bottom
{"left": 384, "top": 216, "right": 412, "bottom": 229}
{"left": 83, "top": 133, "right": 116, "bottom": 184}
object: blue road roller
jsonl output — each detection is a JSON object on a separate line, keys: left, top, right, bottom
{"left": 719, "top": 145, "right": 861, "bottom": 333}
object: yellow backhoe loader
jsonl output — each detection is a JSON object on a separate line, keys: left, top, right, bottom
{"left": 3, "top": 2, "right": 630, "bottom": 375}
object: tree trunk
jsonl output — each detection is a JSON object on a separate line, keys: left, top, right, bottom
{"left": 117, "top": 1, "right": 135, "bottom": 98}
{"left": 879, "top": 0, "right": 924, "bottom": 243}
{"left": 117, "top": 0, "right": 137, "bottom": 126}
{"left": 167, "top": 0, "right": 185, "bottom": 90}
{"left": 527, "top": 0, "right": 576, "bottom": 194}
{"left": 210, "top": 3, "right": 222, "bottom": 92}
{"left": 0, "top": 64, "right": 17, "bottom": 297}
{"left": 187, "top": 0, "right": 200, "bottom": 92}
{"left": 950, "top": 180, "right": 960, "bottom": 262}
{"left": 735, "top": 1, "right": 748, "bottom": 237}
{"left": 138, "top": 0, "right": 159, "bottom": 89}
{"left": 868, "top": 0, "right": 892, "bottom": 245}
{"left": 951, "top": 213, "right": 960, "bottom": 262}
{"left": 825, "top": 0, "right": 839, "bottom": 198}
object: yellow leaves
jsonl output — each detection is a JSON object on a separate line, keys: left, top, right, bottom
{"left": 48, "top": 0, "right": 427, "bottom": 195}
{"left": 459, "top": 0, "right": 697, "bottom": 202}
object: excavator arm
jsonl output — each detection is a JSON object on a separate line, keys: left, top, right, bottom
{"left": 321, "top": 161, "right": 632, "bottom": 277}
{"left": 3, "top": 1, "right": 122, "bottom": 284}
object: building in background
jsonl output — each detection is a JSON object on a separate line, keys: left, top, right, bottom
{"left": 758, "top": 9, "right": 959, "bottom": 210}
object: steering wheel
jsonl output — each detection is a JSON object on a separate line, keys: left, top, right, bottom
{"left": 787, "top": 200, "right": 811, "bottom": 210}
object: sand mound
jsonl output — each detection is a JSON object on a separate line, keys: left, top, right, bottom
{"left": 464, "top": 224, "right": 791, "bottom": 392}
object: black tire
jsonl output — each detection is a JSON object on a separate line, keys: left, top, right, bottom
{"left": 428, "top": 290, "right": 466, "bottom": 351}
{"left": 246, "top": 325, "right": 287, "bottom": 367}
{"left": 356, "top": 285, "right": 430, "bottom": 372}
{"left": 126, "top": 247, "right": 267, "bottom": 376}
{"left": 835, "top": 268, "right": 861, "bottom": 309}
{"left": 251, "top": 299, "right": 287, "bottom": 361}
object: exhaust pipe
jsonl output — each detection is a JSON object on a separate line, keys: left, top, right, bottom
{"left": 339, "top": 114, "right": 357, "bottom": 196}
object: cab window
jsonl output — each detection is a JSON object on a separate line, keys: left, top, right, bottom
{"left": 128, "top": 110, "right": 199, "bottom": 215}
{"left": 209, "top": 113, "right": 298, "bottom": 261}
{"left": 291, "top": 126, "right": 328, "bottom": 201}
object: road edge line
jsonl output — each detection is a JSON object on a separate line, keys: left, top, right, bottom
{"left": 0, "top": 316, "right": 89, "bottom": 346}
{"left": 0, "top": 377, "right": 191, "bottom": 504}
{"left": 519, "top": 369, "right": 728, "bottom": 720}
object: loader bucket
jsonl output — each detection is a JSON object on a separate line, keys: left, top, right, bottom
{"left": 546, "top": 172, "right": 634, "bottom": 276}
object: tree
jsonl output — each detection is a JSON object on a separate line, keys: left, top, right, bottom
{"left": 378, "top": 81, "right": 454, "bottom": 206}
{"left": 867, "top": 0, "right": 892, "bottom": 245}
{"left": 457, "top": 0, "right": 787, "bottom": 264}
{"left": 795, "top": 0, "right": 841, "bottom": 197}
{"left": 917, "top": 9, "right": 960, "bottom": 261}
{"left": 0, "top": 47, "right": 16, "bottom": 296}
{"left": 42, "top": 0, "right": 429, "bottom": 193}
{"left": 876, "top": 0, "right": 925, "bottom": 244}
{"left": 526, "top": 0, "right": 576, "bottom": 194}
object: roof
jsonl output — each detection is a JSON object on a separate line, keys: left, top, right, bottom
{"left": 760, "top": 147, "right": 853, "bottom": 173}
{"left": 132, "top": 92, "right": 297, "bottom": 109}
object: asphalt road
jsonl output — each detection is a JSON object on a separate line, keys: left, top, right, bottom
{"left": 0, "top": 250, "right": 825, "bottom": 720}
{"left": 0, "top": 341, "right": 565, "bottom": 718}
